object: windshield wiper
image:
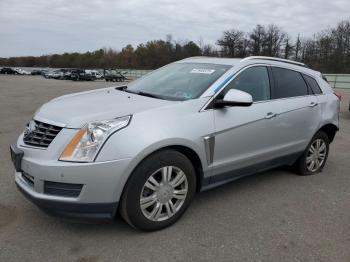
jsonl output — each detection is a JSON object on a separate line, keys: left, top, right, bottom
{"left": 115, "top": 85, "right": 128, "bottom": 91}
{"left": 124, "top": 89, "right": 163, "bottom": 99}
{"left": 137, "top": 91, "right": 162, "bottom": 99}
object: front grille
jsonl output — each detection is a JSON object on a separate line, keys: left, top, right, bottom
{"left": 23, "top": 120, "right": 63, "bottom": 148}
{"left": 44, "top": 181, "right": 83, "bottom": 198}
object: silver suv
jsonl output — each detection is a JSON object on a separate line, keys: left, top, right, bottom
{"left": 10, "top": 56, "right": 339, "bottom": 231}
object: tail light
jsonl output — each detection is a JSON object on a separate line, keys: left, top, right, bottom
{"left": 334, "top": 92, "right": 342, "bottom": 101}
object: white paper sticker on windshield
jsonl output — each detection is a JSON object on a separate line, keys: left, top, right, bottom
{"left": 190, "top": 68, "right": 216, "bottom": 74}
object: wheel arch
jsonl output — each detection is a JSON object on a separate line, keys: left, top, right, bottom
{"left": 133, "top": 143, "right": 206, "bottom": 192}
{"left": 318, "top": 123, "right": 338, "bottom": 143}
{"left": 117, "top": 142, "right": 206, "bottom": 205}
{"left": 132, "top": 145, "right": 205, "bottom": 192}
{"left": 166, "top": 145, "right": 204, "bottom": 192}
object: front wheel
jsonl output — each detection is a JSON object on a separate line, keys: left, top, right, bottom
{"left": 120, "top": 150, "right": 196, "bottom": 231}
{"left": 293, "top": 131, "right": 330, "bottom": 175}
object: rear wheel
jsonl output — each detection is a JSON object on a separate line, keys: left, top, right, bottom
{"left": 120, "top": 150, "right": 196, "bottom": 231}
{"left": 293, "top": 131, "right": 329, "bottom": 175}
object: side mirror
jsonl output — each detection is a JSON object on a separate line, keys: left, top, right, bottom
{"left": 214, "top": 89, "right": 253, "bottom": 108}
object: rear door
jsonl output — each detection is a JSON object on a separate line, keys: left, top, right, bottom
{"left": 267, "top": 67, "right": 321, "bottom": 157}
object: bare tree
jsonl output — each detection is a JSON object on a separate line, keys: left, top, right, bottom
{"left": 217, "top": 29, "right": 245, "bottom": 57}
{"left": 295, "top": 34, "right": 301, "bottom": 61}
{"left": 202, "top": 44, "right": 217, "bottom": 57}
{"left": 283, "top": 35, "right": 295, "bottom": 59}
{"left": 249, "top": 24, "right": 266, "bottom": 55}
{"left": 262, "top": 24, "right": 286, "bottom": 57}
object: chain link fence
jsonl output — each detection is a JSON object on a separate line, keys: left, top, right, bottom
{"left": 115, "top": 69, "right": 153, "bottom": 80}
{"left": 323, "top": 74, "right": 350, "bottom": 89}
{"left": 7, "top": 67, "right": 350, "bottom": 88}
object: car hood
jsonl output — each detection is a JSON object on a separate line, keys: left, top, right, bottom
{"left": 34, "top": 87, "right": 174, "bottom": 128}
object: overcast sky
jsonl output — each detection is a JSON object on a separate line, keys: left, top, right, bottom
{"left": 0, "top": 0, "right": 349, "bottom": 57}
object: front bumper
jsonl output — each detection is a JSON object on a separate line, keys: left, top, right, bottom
{"left": 13, "top": 144, "right": 132, "bottom": 221}
{"left": 16, "top": 182, "right": 118, "bottom": 221}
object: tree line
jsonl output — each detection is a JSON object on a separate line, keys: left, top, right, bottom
{"left": 214, "top": 21, "right": 350, "bottom": 73}
{"left": 1, "top": 20, "right": 350, "bottom": 73}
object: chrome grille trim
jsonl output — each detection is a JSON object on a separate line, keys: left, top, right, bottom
{"left": 23, "top": 120, "right": 63, "bottom": 148}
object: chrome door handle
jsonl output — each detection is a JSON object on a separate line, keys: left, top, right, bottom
{"left": 309, "top": 102, "right": 318, "bottom": 107}
{"left": 265, "top": 112, "right": 276, "bottom": 119}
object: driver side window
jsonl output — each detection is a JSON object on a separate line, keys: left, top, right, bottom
{"left": 224, "top": 66, "right": 271, "bottom": 101}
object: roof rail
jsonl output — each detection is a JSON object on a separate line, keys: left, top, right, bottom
{"left": 241, "top": 56, "right": 306, "bottom": 67}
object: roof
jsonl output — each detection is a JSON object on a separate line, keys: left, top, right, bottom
{"left": 177, "top": 57, "right": 241, "bottom": 66}
{"left": 178, "top": 56, "right": 320, "bottom": 77}
{"left": 241, "top": 56, "right": 306, "bottom": 67}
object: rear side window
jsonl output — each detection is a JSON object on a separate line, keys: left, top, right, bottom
{"left": 272, "top": 67, "right": 308, "bottom": 99}
{"left": 303, "top": 74, "right": 323, "bottom": 95}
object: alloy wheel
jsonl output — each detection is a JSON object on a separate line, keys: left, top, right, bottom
{"left": 306, "top": 138, "right": 327, "bottom": 172}
{"left": 140, "top": 166, "right": 188, "bottom": 222}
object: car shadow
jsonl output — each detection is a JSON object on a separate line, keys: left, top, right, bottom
{"left": 198, "top": 166, "right": 295, "bottom": 199}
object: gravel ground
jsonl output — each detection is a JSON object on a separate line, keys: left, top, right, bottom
{"left": 0, "top": 75, "right": 349, "bottom": 262}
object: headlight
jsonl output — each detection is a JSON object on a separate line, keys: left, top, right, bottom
{"left": 59, "top": 115, "right": 131, "bottom": 162}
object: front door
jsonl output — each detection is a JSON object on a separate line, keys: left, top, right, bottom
{"left": 211, "top": 66, "right": 277, "bottom": 180}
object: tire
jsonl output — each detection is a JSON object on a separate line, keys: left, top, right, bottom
{"left": 293, "top": 131, "right": 330, "bottom": 176}
{"left": 120, "top": 149, "right": 196, "bottom": 231}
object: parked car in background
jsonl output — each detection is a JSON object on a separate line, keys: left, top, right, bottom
{"left": 52, "top": 70, "right": 64, "bottom": 79}
{"left": 10, "top": 56, "right": 339, "bottom": 231}
{"left": 0, "top": 67, "right": 17, "bottom": 74}
{"left": 0, "top": 67, "right": 30, "bottom": 75}
{"left": 31, "top": 69, "right": 43, "bottom": 75}
{"left": 62, "top": 70, "right": 72, "bottom": 80}
{"left": 43, "top": 70, "right": 54, "bottom": 79}
{"left": 86, "top": 70, "right": 103, "bottom": 80}
{"left": 71, "top": 69, "right": 95, "bottom": 81}
{"left": 13, "top": 68, "right": 30, "bottom": 75}
{"left": 98, "top": 72, "right": 104, "bottom": 79}
{"left": 104, "top": 69, "right": 126, "bottom": 82}
{"left": 40, "top": 69, "right": 49, "bottom": 77}
{"left": 94, "top": 71, "right": 104, "bottom": 80}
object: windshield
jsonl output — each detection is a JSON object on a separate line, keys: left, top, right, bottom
{"left": 126, "top": 63, "right": 231, "bottom": 101}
